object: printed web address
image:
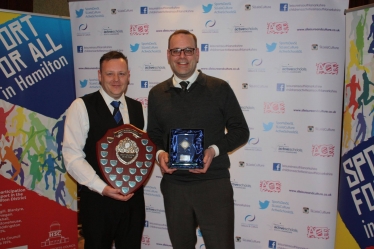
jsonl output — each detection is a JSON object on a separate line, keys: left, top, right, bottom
{"left": 200, "top": 67, "right": 239, "bottom": 70}
{"left": 290, "top": 8, "right": 341, "bottom": 12}
{"left": 297, "top": 28, "right": 340, "bottom": 31}
{"left": 293, "top": 109, "right": 336, "bottom": 113}
{"left": 289, "top": 189, "right": 332, "bottom": 196}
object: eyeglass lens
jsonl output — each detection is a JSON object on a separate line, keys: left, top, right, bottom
{"left": 170, "top": 48, "right": 195, "bottom": 56}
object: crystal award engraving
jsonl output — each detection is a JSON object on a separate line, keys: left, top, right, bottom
{"left": 169, "top": 129, "right": 204, "bottom": 169}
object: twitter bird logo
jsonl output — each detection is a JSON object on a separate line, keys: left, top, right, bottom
{"left": 266, "top": 42, "right": 277, "bottom": 52}
{"left": 259, "top": 200, "right": 270, "bottom": 209}
{"left": 76, "top": 9, "right": 84, "bottom": 18}
{"left": 130, "top": 43, "right": 139, "bottom": 52}
{"left": 80, "top": 79, "right": 88, "bottom": 88}
{"left": 202, "top": 4, "right": 213, "bottom": 13}
{"left": 263, "top": 122, "right": 274, "bottom": 131}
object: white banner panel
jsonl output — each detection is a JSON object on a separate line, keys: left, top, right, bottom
{"left": 69, "top": 1, "right": 348, "bottom": 248}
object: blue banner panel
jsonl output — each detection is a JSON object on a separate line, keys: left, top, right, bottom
{"left": 0, "top": 14, "right": 75, "bottom": 119}
{"left": 0, "top": 11, "right": 77, "bottom": 248}
{"left": 338, "top": 136, "right": 374, "bottom": 248}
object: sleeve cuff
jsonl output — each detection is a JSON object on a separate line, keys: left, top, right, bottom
{"left": 156, "top": 149, "right": 165, "bottom": 164}
{"left": 208, "top": 145, "right": 219, "bottom": 157}
{"left": 89, "top": 175, "right": 108, "bottom": 195}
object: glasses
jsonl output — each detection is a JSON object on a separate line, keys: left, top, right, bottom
{"left": 168, "top": 47, "right": 196, "bottom": 56}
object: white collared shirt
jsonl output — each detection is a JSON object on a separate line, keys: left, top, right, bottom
{"left": 172, "top": 70, "right": 199, "bottom": 90}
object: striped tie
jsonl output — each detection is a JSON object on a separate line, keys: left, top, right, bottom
{"left": 111, "top": 101, "right": 122, "bottom": 124}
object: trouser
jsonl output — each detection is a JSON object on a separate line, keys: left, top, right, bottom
{"left": 161, "top": 178, "right": 234, "bottom": 249}
{"left": 80, "top": 187, "right": 145, "bottom": 249}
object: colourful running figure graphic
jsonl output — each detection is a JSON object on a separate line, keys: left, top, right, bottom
{"left": 44, "top": 130, "right": 57, "bottom": 155}
{"left": 0, "top": 105, "right": 15, "bottom": 142}
{"left": 55, "top": 173, "right": 67, "bottom": 207}
{"left": 367, "top": 14, "right": 374, "bottom": 54}
{"left": 19, "top": 126, "right": 47, "bottom": 162}
{"left": 27, "top": 150, "right": 43, "bottom": 190}
{"left": 6, "top": 107, "right": 27, "bottom": 144}
{"left": 29, "top": 112, "right": 47, "bottom": 150}
{"left": 51, "top": 115, "right": 66, "bottom": 160}
{"left": 355, "top": 111, "right": 367, "bottom": 145}
{"left": 356, "top": 8, "right": 368, "bottom": 65}
{"left": 1, "top": 138, "right": 22, "bottom": 181}
{"left": 349, "top": 10, "right": 360, "bottom": 39}
{"left": 343, "top": 107, "right": 353, "bottom": 149}
{"left": 346, "top": 40, "right": 369, "bottom": 83}
{"left": 357, "top": 71, "right": 374, "bottom": 109}
{"left": 345, "top": 74, "right": 361, "bottom": 120}
{"left": 369, "top": 105, "right": 374, "bottom": 137}
{"left": 5, "top": 147, "right": 29, "bottom": 186}
{"left": 55, "top": 156, "right": 66, "bottom": 174}
{"left": 41, "top": 153, "right": 64, "bottom": 190}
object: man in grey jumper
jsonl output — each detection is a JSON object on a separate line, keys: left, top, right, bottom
{"left": 147, "top": 29, "right": 249, "bottom": 249}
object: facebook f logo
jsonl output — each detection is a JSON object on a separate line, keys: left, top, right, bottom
{"left": 273, "top": 163, "right": 281, "bottom": 171}
{"left": 277, "top": 83, "right": 285, "bottom": 91}
{"left": 141, "top": 7, "right": 148, "bottom": 14}
{"left": 201, "top": 44, "right": 209, "bottom": 52}
{"left": 268, "top": 240, "right": 277, "bottom": 249}
{"left": 280, "top": 3, "right": 288, "bottom": 11}
{"left": 141, "top": 81, "right": 148, "bottom": 88}
{"left": 77, "top": 46, "right": 83, "bottom": 53}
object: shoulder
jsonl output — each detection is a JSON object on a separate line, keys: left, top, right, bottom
{"left": 81, "top": 91, "right": 101, "bottom": 103}
{"left": 66, "top": 97, "right": 87, "bottom": 118}
{"left": 149, "top": 77, "right": 173, "bottom": 94}
{"left": 199, "top": 72, "right": 230, "bottom": 89}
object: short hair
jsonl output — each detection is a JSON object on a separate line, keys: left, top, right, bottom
{"left": 168, "top": 29, "right": 197, "bottom": 48}
{"left": 99, "top": 51, "right": 128, "bottom": 70}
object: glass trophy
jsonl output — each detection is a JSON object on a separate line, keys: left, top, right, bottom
{"left": 169, "top": 129, "right": 204, "bottom": 169}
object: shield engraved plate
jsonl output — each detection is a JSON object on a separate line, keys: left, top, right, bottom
{"left": 97, "top": 124, "right": 155, "bottom": 195}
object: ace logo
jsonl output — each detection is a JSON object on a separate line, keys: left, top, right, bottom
{"left": 312, "top": 144, "right": 335, "bottom": 157}
{"left": 130, "top": 24, "right": 149, "bottom": 35}
{"left": 316, "top": 62, "right": 338, "bottom": 75}
{"left": 260, "top": 180, "right": 281, "bottom": 193}
{"left": 267, "top": 22, "right": 289, "bottom": 34}
{"left": 142, "top": 235, "right": 150, "bottom": 245}
{"left": 136, "top": 97, "right": 148, "bottom": 108}
{"left": 307, "top": 226, "right": 330, "bottom": 240}
{"left": 264, "top": 101, "right": 285, "bottom": 114}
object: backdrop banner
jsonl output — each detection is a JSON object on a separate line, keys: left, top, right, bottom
{"left": 336, "top": 5, "right": 374, "bottom": 249}
{"left": 69, "top": 1, "right": 348, "bottom": 248}
{"left": 0, "top": 10, "right": 77, "bottom": 248}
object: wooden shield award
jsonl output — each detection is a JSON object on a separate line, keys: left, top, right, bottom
{"left": 97, "top": 124, "right": 155, "bottom": 195}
